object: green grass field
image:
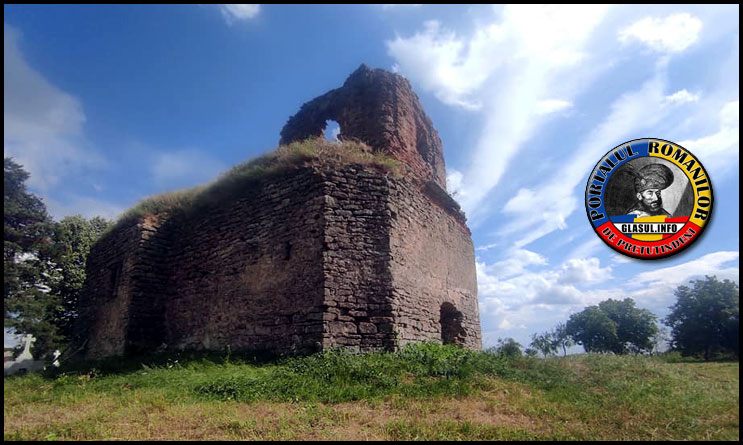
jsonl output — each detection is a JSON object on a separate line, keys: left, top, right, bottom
{"left": 4, "top": 344, "right": 739, "bottom": 440}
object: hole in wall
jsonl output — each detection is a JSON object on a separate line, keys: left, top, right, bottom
{"left": 440, "top": 302, "right": 466, "bottom": 346}
{"left": 324, "top": 120, "right": 341, "bottom": 141}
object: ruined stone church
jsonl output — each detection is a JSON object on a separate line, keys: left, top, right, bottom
{"left": 74, "top": 65, "right": 481, "bottom": 359}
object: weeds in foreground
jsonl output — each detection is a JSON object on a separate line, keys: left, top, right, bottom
{"left": 4, "top": 344, "right": 739, "bottom": 441}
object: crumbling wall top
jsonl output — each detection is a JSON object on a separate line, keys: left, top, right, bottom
{"left": 279, "top": 64, "right": 447, "bottom": 189}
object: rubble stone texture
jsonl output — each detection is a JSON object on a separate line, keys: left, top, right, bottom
{"left": 280, "top": 65, "right": 447, "bottom": 189}
{"left": 75, "top": 65, "right": 481, "bottom": 359}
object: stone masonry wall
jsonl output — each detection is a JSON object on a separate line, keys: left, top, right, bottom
{"left": 319, "top": 168, "right": 480, "bottom": 352}
{"left": 280, "top": 65, "right": 448, "bottom": 189}
{"left": 388, "top": 180, "right": 481, "bottom": 349}
{"left": 164, "top": 169, "right": 327, "bottom": 354}
{"left": 320, "top": 168, "right": 397, "bottom": 352}
{"left": 77, "top": 214, "right": 169, "bottom": 358}
{"left": 77, "top": 165, "right": 481, "bottom": 359}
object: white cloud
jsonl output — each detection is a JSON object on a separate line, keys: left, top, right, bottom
{"left": 558, "top": 257, "right": 612, "bottom": 286}
{"left": 387, "top": 20, "right": 499, "bottom": 109}
{"left": 4, "top": 24, "right": 104, "bottom": 191}
{"left": 479, "top": 248, "right": 547, "bottom": 280}
{"left": 535, "top": 99, "right": 573, "bottom": 115}
{"left": 475, "top": 242, "right": 499, "bottom": 252}
{"left": 477, "top": 251, "right": 618, "bottom": 347}
{"left": 446, "top": 169, "right": 464, "bottom": 197}
{"left": 500, "top": 64, "right": 676, "bottom": 247}
{"left": 665, "top": 89, "right": 700, "bottom": 104}
{"left": 219, "top": 4, "right": 260, "bottom": 24}
{"left": 477, "top": 251, "right": 611, "bottom": 314}
{"left": 478, "top": 248, "right": 739, "bottom": 348}
{"left": 618, "top": 13, "right": 703, "bottom": 53}
{"left": 387, "top": 5, "right": 609, "bottom": 220}
{"left": 679, "top": 100, "right": 739, "bottom": 172}
{"left": 634, "top": 251, "right": 739, "bottom": 287}
{"left": 625, "top": 251, "right": 740, "bottom": 317}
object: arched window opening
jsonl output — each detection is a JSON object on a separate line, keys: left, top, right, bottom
{"left": 324, "top": 120, "right": 341, "bottom": 141}
{"left": 440, "top": 302, "right": 466, "bottom": 345}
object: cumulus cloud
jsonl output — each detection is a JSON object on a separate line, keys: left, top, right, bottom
{"left": 477, "top": 251, "right": 611, "bottom": 315}
{"left": 446, "top": 169, "right": 464, "bottom": 197}
{"left": 4, "top": 24, "right": 104, "bottom": 191}
{"left": 477, "top": 251, "right": 618, "bottom": 347}
{"left": 665, "top": 89, "right": 700, "bottom": 104}
{"left": 387, "top": 20, "right": 499, "bottom": 109}
{"left": 618, "top": 13, "right": 703, "bottom": 53}
{"left": 219, "top": 4, "right": 260, "bottom": 24}
{"left": 478, "top": 248, "right": 739, "bottom": 347}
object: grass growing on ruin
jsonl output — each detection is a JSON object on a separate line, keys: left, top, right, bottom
{"left": 4, "top": 344, "right": 739, "bottom": 440}
{"left": 113, "top": 139, "right": 400, "bottom": 230}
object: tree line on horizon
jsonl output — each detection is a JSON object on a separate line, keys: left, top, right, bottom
{"left": 519, "top": 279, "right": 739, "bottom": 361}
{"left": 4, "top": 157, "right": 741, "bottom": 363}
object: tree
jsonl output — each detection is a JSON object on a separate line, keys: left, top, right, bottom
{"left": 530, "top": 331, "right": 557, "bottom": 358}
{"left": 566, "top": 306, "right": 618, "bottom": 353}
{"left": 598, "top": 298, "right": 658, "bottom": 354}
{"left": 566, "top": 298, "right": 658, "bottom": 354}
{"left": 4, "top": 158, "right": 58, "bottom": 358}
{"left": 665, "top": 276, "right": 739, "bottom": 361}
{"left": 495, "top": 337, "right": 522, "bottom": 358}
{"left": 49, "top": 215, "right": 112, "bottom": 341}
{"left": 552, "top": 322, "right": 574, "bottom": 357}
{"left": 523, "top": 347, "right": 539, "bottom": 358}
{"left": 4, "top": 158, "right": 111, "bottom": 359}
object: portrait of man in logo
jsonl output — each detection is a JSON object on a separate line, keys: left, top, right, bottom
{"left": 604, "top": 157, "right": 694, "bottom": 218}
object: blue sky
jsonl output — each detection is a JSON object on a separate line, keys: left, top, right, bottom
{"left": 4, "top": 5, "right": 739, "bottom": 350}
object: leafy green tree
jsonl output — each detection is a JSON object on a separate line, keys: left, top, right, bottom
{"left": 566, "top": 306, "right": 618, "bottom": 353}
{"left": 495, "top": 337, "right": 522, "bottom": 358}
{"left": 4, "top": 158, "right": 59, "bottom": 357}
{"left": 598, "top": 298, "right": 658, "bottom": 354}
{"left": 4, "top": 158, "right": 111, "bottom": 359}
{"left": 50, "top": 215, "right": 112, "bottom": 341}
{"left": 665, "top": 276, "right": 739, "bottom": 361}
{"left": 552, "top": 322, "right": 574, "bottom": 357}
{"left": 523, "top": 347, "right": 539, "bottom": 358}
{"left": 566, "top": 299, "right": 658, "bottom": 354}
{"left": 530, "top": 331, "right": 557, "bottom": 358}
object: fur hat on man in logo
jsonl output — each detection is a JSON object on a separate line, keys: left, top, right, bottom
{"left": 634, "top": 163, "right": 674, "bottom": 193}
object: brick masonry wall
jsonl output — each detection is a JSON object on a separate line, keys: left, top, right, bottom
{"left": 76, "top": 165, "right": 480, "bottom": 359}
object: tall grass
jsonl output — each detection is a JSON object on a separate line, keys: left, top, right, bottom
{"left": 112, "top": 139, "right": 400, "bottom": 231}
{"left": 5, "top": 344, "right": 739, "bottom": 440}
